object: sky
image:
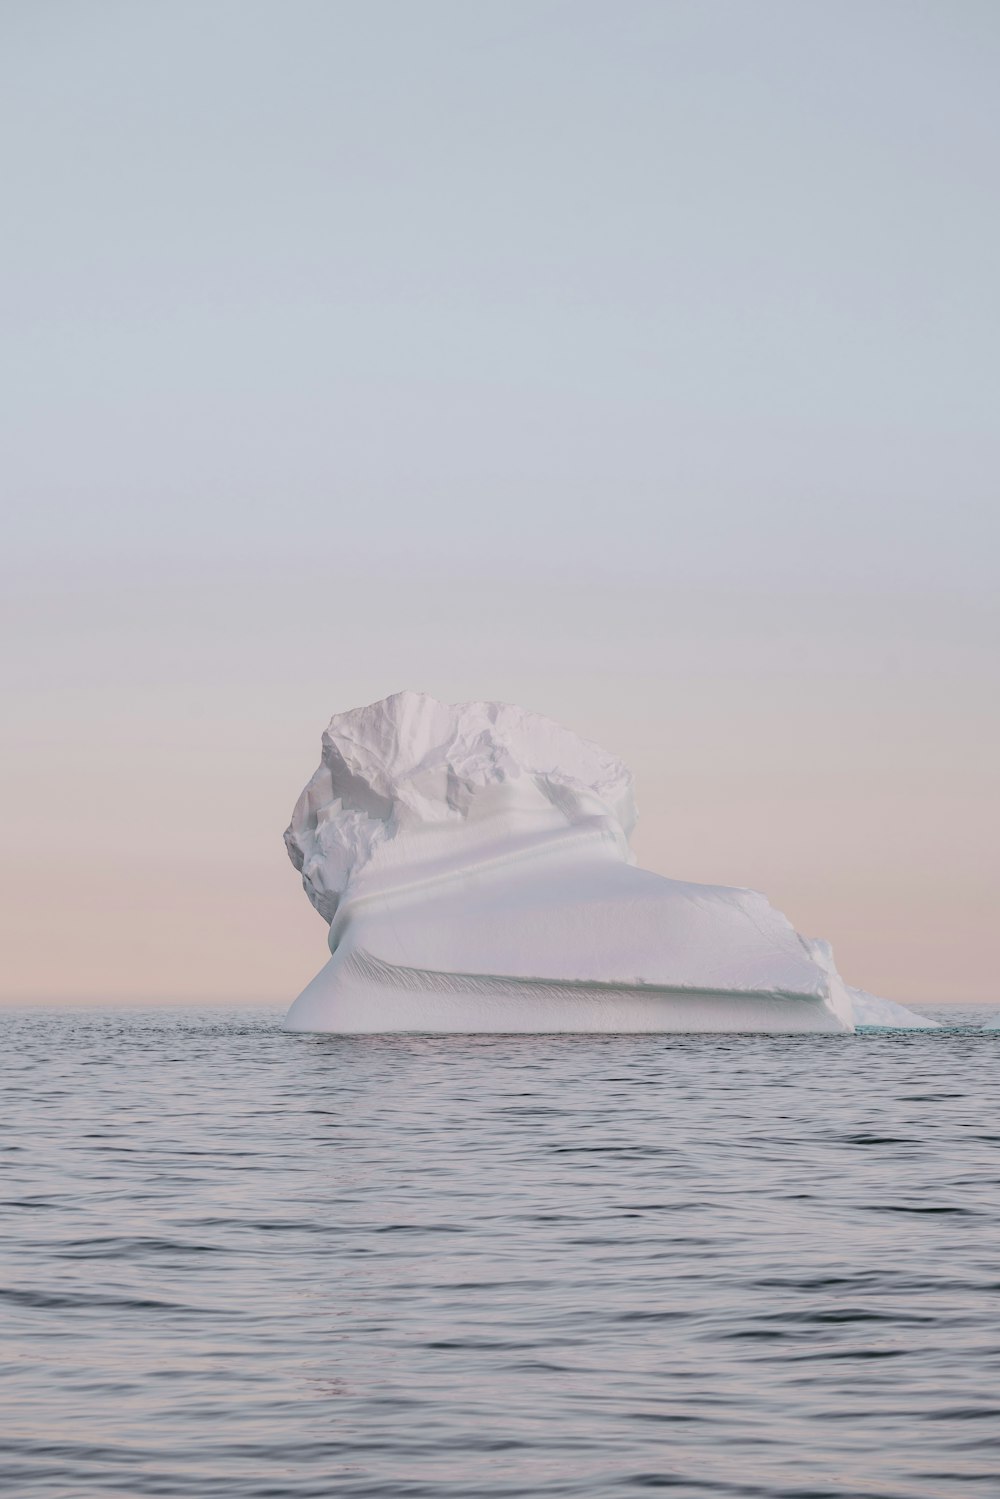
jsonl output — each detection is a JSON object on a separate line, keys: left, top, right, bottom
{"left": 2, "top": 0, "right": 998, "bottom": 1007}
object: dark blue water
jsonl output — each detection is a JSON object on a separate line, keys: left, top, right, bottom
{"left": 2, "top": 1006, "right": 999, "bottom": 1498}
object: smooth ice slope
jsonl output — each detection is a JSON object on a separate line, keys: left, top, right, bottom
{"left": 847, "top": 987, "right": 939, "bottom": 1029}
{"left": 284, "top": 693, "right": 930, "bottom": 1034}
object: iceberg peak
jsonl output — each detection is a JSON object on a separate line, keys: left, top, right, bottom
{"left": 285, "top": 691, "right": 636, "bottom": 924}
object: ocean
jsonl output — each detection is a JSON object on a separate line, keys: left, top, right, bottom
{"left": 2, "top": 1005, "right": 998, "bottom": 1498}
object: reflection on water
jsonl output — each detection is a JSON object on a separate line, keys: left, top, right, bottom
{"left": 1, "top": 1005, "right": 998, "bottom": 1498}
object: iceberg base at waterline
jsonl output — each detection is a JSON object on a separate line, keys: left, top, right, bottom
{"left": 283, "top": 692, "right": 935, "bottom": 1036}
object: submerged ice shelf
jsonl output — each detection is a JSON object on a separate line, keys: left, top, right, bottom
{"left": 284, "top": 692, "right": 935, "bottom": 1035}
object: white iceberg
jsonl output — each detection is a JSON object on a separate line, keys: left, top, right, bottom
{"left": 284, "top": 692, "right": 934, "bottom": 1035}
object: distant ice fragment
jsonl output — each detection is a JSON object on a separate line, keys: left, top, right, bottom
{"left": 283, "top": 693, "right": 932, "bottom": 1035}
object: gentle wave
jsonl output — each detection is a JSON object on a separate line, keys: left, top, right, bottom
{"left": 1, "top": 1005, "right": 998, "bottom": 1497}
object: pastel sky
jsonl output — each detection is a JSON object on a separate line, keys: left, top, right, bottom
{"left": 3, "top": 1, "right": 998, "bottom": 1006}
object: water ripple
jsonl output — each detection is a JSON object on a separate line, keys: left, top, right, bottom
{"left": 1, "top": 1004, "right": 998, "bottom": 1497}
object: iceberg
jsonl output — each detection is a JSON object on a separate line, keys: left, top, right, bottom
{"left": 284, "top": 692, "right": 933, "bottom": 1035}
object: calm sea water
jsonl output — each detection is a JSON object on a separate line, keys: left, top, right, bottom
{"left": 2, "top": 1005, "right": 999, "bottom": 1499}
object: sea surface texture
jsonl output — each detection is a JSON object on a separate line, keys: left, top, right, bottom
{"left": 2, "top": 1006, "right": 999, "bottom": 1499}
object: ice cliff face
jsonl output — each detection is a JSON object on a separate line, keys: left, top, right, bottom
{"left": 284, "top": 693, "right": 933, "bottom": 1034}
